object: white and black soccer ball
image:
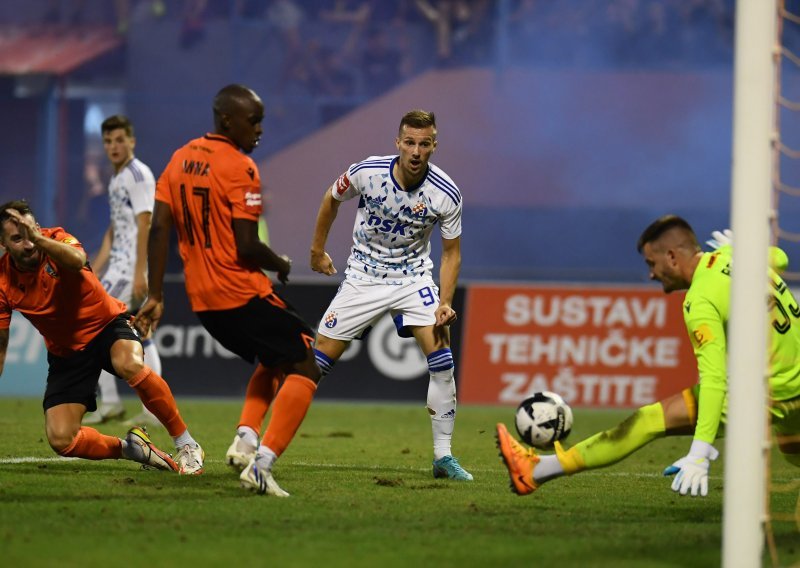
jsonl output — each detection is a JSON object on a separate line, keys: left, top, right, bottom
{"left": 514, "top": 391, "right": 573, "bottom": 449}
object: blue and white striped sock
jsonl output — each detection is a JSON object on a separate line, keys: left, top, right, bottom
{"left": 427, "top": 348, "right": 454, "bottom": 373}
{"left": 314, "top": 348, "right": 335, "bottom": 377}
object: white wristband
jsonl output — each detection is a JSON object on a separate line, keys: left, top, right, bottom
{"left": 689, "top": 439, "right": 719, "bottom": 461}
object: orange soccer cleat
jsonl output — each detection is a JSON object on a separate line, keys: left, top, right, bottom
{"left": 495, "top": 423, "right": 540, "bottom": 496}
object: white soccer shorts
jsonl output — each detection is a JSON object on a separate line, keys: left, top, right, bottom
{"left": 99, "top": 266, "right": 135, "bottom": 308}
{"left": 317, "top": 278, "right": 441, "bottom": 341}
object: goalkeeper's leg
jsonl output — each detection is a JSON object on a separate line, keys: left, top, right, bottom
{"left": 533, "top": 390, "right": 696, "bottom": 485}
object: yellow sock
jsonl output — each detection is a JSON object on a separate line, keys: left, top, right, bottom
{"left": 557, "top": 402, "right": 666, "bottom": 475}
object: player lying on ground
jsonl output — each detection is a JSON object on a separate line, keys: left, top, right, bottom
{"left": 497, "top": 216, "right": 800, "bottom": 497}
{"left": 0, "top": 200, "right": 203, "bottom": 474}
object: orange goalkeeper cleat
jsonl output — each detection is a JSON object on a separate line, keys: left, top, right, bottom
{"left": 495, "top": 423, "right": 540, "bottom": 496}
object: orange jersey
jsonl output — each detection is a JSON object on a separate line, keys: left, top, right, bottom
{"left": 156, "top": 134, "right": 273, "bottom": 311}
{"left": 0, "top": 228, "right": 126, "bottom": 356}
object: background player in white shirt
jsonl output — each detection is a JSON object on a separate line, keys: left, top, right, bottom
{"left": 310, "top": 109, "right": 472, "bottom": 480}
{"left": 83, "top": 115, "right": 161, "bottom": 427}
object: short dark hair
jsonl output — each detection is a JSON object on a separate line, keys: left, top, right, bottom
{"left": 101, "top": 115, "right": 134, "bottom": 137}
{"left": 399, "top": 110, "right": 436, "bottom": 136}
{"left": 0, "top": 199, "right": 33, "bottom": 232}
{"left": 637, "top": 215, "right": 697, "bottom": 253}
{"left": 213, "top": 84, "right": 256, "bottom": 119}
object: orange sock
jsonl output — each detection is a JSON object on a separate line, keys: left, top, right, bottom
{"left": 58, "top": 427, "right": 123, "bottom": 460}
{"left": 261, "top": 374, "right": 317, "bottom": 457}
{"left": 128, "top": 366, "right": 187, "bottom": 437}
{"left": 239, "top": 364, "right": 281, "bottom": 434}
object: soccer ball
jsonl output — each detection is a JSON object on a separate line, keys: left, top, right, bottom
{"left": 514, "top": 391, "right": 573, "bottom": 449}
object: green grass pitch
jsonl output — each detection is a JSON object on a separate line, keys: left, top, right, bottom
{"left": 0, "top": 398, "right": 797, "bottom": 567}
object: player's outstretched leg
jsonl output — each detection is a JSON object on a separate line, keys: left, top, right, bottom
{"left": 495, "top": 423, "right": 540, "bottom": 496}
{"left": 122, "top": 427, "right": 178, "bottom": 472}
{"left": 125, "top": 365, "right": 204, "bottom": 474}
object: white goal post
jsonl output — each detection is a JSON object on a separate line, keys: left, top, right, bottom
{"left": 723, "top": 0, "right": 777, "bottom": 566}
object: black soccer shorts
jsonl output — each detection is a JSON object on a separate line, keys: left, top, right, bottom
{"left": 196, "top": 292, "right": 314, "bottom": 368}
{"left": 42, "top": 315, "right": 141, "bottom": 411}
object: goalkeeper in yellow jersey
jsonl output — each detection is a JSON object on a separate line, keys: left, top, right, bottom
{"left": 496, "top": 215, "right": 800, "bottom": 497}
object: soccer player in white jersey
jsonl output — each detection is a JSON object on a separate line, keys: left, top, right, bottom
{"left": 309, "top": 110, "right": 472, "bottom": 480}
{"left": 83, "top": 115, "right": 161, "bottom": 427}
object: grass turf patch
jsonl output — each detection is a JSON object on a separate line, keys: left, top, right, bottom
{"left": 0, "top": 398, "right": 797, "bottom": 567}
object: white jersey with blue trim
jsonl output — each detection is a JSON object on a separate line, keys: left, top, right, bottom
{"left": 107, "top": 157, "right": 155, "bottom": 280}
{"left": 331, "top": 154, "right": 462, "bottom": 285}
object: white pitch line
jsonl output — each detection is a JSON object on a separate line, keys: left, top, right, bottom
{"left": 0, "top": 456, "right": 78, "bottom": 464}
{"left": 0, "top": 456, "right": 666, "bottom": 478}
{"left": 0, "top": 457, "right": 711, "bottom": 479}
{"left": 2, "top": 456, "right": 796, "bottom": 483}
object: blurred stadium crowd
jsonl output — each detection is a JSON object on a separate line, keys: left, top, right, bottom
{"left": 4, "top": 1, "right": 737, "bottom": 79}
{"left": 7, "top": 0, "right": 795, "bottom": 283}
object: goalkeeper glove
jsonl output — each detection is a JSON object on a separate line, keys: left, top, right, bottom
{"left": 663, "top": 439, "right": 719, "bottom": 497}
{"left": 704, "top": 229, "right": 790, "bottom": 273}
{"left": 705, "top": 229, "right": 733, "bottom": 250}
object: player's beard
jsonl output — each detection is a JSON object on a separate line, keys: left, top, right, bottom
{"left": 659, "top": 273, "right": 681, "bottom": 293}
{"left": 13, "top": 248, "right": 41, "bottom": 271}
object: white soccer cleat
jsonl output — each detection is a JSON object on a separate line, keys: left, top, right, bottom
{"left": 226, "top": 434, "right": 257, "bottom": 472}
{"left": 175, "top": 443, "right": 205, "bottom": 475}
{"left": 239, "top": 456, "right": 289, "bottom": 497}
{"left": 122, "top": 427, "right": 178, "bottom": 472}
{"left": 83, "top": 402, "right": 125, "bottom": 425}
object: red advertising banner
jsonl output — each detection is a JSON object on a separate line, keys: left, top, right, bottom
{"left": 459, "top": 284, "right": 698, "bottom": 408}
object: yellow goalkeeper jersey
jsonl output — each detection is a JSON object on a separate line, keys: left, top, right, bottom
{"left": 684, "top": 245, "right": 800, "bottom": 443}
